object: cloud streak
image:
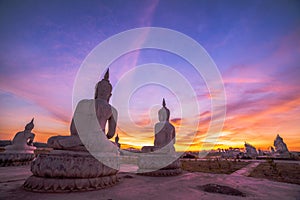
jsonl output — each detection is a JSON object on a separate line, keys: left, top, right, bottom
{"left": 0, "top": 1, "right": 299, "bottom": 151}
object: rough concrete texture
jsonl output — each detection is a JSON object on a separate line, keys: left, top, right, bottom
{"left": 0, "top": 165, "right": 300, "bottom": 200}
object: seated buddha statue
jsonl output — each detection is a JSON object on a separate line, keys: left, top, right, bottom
{"left": 47, "top": 69, "right": 118, "bottom": 151}
{"left": 5, "top": 118, "right": 37, "bottom": 153}
{"left": 142, "top": 99, "right": 176, "bottom": 153}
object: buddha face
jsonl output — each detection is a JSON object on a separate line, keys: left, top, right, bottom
{"left": 158, "top": 108, "right": 170, "bottom": 122}
{"left": 95, "top": 80, "right": 112, "bottom": 102}
{"left": 98, "top": 92, "right": 112, "bottom": 102}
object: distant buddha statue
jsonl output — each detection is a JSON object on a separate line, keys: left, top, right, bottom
{"left": 274, "top": 134, "right": 289, "bottom": 154}
{"left": 138, "top": 99, "right": 181, "bottom": 176}
{"left": 244, "top": 142, "right": 258, "bottom": 158}
{"left": 154, "top": 98, "right": 175, "bottom": 152}
{"left": 47, "top": 69, "right": 118, "bottom": 151}
{"left": 141, "top": 99, "right": 175, "bottom": 153}
{"left": 5, "top": 118, "right": 36, "bottom": 153}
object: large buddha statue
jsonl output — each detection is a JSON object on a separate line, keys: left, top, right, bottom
{"left": 5, "top": 118, "right": 36, "bottom": 153}
{"left": 24, "top": 69, "right": 120, "bottom": 192}
{"left": 47, "top": 69, "right": 118, "bottom": 151}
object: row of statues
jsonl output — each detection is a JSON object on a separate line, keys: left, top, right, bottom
{"left": 244, "top": 135, "right": 290, "bottom": 159}
{"left": 0, "top": 69, "right": 177, "bottom": 155}
{"left": 19, "top": 69, "right": 180, "bottom": 192}
{"left": 1, "top": 67, "right": 294, "bottom": 193}
{"left": 46, "top": 70, "right": 175, "bottom": 154}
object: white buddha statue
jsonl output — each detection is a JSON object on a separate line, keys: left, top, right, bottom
{"left": 5, "top": 118, "right": 36, "bottom": 154}
{"left": 47, "top": 69, "right": 118, "bottom": 151}
{"left": 141, "top": 99, "right": 176, "bottom": 153}
{"left": 138, "top": 99, "right": 181, "bottom": 176}
{"left": 154, "top": 98, "right": 176, "bottom": 153}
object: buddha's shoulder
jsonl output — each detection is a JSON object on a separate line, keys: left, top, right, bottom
{"left": 14, "top": 131, "right": 24, "bottom": 136}
{"left": 155, "top": 121, "right": 173, "bottom": 126}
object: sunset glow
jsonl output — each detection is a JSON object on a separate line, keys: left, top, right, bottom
{"left": 0, "top": 0, "right": 299, "bottom": 151}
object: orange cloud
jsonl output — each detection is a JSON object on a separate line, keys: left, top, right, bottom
{"left": 170, "top": 118, "right": 182, "bottom": 126}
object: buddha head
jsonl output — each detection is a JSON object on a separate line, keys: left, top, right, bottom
{"left": 25, "top": 118, "right": 34, "bottom": 131}
{"left": 94, "top": 69, "right": 112, "bottom": 102}
{"left": 158, "top": 98, "right": 170, "bottom": 122}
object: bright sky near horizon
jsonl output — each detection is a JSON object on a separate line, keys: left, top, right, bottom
{"left": 0, "top": 0, "right": 299, "bottom": 151}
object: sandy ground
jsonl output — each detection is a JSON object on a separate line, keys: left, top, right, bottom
{"left": 0, "top": 164, "right": 299, "bottom": 200}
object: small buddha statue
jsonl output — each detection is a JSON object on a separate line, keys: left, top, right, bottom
{"left": 115, "top": 134, "right": 120, "bottom": 148}
{"left": 47, "top": 69, "right": 118, "bottom": 151}
{"left": 5, "top": 118, "right": 36, "bottom": 153}
{"left": 274, "top": 134, "right": 289, "bottom": 154}
{"left": 138, "top": 99, "right": 181, "bottom": 176}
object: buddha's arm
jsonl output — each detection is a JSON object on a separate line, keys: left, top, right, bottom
{"left": 27, "top": 133, "right": 35, "bottom": 145}
{"left": 107, "top": 107, "right": 118, "bottom": 139}
{"left": 172, "top": 126, "right": 176, "bottom": 143}
{"left": 154, "top": 124, "right": 159, "bottom": 135}
{"left": 30, "top": 133, "right": 35, "bottom": 140}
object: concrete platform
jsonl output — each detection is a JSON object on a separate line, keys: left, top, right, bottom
{"left": 0, "top": 165, "right": 299, "bottom": 200}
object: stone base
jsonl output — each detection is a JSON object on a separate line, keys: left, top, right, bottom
{"left": 138, "top": 168, "right": 182, "bottom": 176}
{"left": 273, "top": 152, "right": 291, "bottom": 159}
{"left": 0, "top": 153, "right": 35, "bottom": 167}
{"left": 30, "top": 151, "right": 119, "bottom": 178}
{"left": 23, "top": 174, "right": 119, "bottom": 192}
{"left": 23, "top": 150, "right": 120, "bottom": 192}
{"left": 137, "top": 154, "right": 182, "bottom": 176}
{"left": 120, "top": 155, "right": 139, "bottom": 165}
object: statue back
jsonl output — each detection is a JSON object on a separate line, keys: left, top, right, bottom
{"left": 154, "top": 122, "right": 175, "bottom": 148}
{"left": 70, "top": 99, "right": 113, "bottom": 136}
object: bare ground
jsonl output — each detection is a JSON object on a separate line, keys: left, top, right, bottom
{"left": 181, "top": 159, "right": 250, "bottom": 174}
{"left": 249, "top": 160, "right": 300, "bottom": 185}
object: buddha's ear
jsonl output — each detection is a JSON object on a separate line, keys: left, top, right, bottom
{"left": 107, "top": 93, "right": 112, "bottom": 102}
{"left": 94, "top": 89, "right": 98, "bottom": 99}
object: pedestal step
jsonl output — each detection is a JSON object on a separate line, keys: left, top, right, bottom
{"left": 24, "top": 174, "right": 119, "bottom": 192}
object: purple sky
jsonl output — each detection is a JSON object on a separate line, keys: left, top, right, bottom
{"left": 0, "top": 0, "right": 299, "bottom": 151}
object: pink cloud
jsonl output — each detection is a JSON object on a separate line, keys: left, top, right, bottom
{"left": 0, "top": 68, "right": 76, "bottom": 124}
